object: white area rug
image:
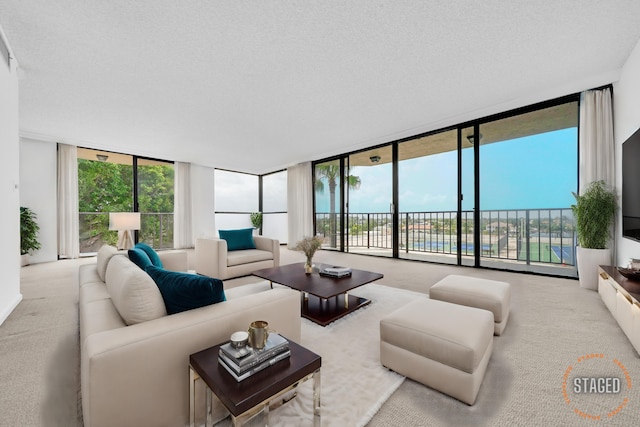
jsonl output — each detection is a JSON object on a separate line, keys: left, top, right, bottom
{"left": 217, "top": 284, "right": 423, "bottom": 426}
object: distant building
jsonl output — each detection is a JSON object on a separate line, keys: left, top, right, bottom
{"left": 485, "top": 222, "right": 513, "bottom": 233}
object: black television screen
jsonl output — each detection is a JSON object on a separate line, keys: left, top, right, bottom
{"left": 622, "top": 126, "right": 640, "bottom": 242}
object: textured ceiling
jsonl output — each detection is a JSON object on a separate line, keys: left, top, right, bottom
{"left": 1, "top": 1, "right": 640, "bottom": 174}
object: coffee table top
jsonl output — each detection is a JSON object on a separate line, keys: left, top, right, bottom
{"left": 252, "top": 262, "right": 383, "bottom": 299}
{"left": 190, "top": 338, "right": 321, "bottom": 416}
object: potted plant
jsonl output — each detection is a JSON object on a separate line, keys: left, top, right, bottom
{"left": 250, "top": 212, "right": 263, "bottom": 235}
{"left": 293, "top": 235, "right": 324, "bottom": 274}
{"left": 571, "top": 180, "right": 617, "bottom": 290}
{"left": 20, "top": 206, "right": 41, "bottom": 266}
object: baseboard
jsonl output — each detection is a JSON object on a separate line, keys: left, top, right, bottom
{"left": 0, "top": 293, "right": 23, "bottom": 326}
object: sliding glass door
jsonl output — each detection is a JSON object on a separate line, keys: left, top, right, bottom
{"left": 315, "top": 159, "right": 344, "bottom": 250}
{"left": 346, "top": 146, "right": 394, "bottom": 257}
{"left": 77, "top": 149, "right": 175, "bottom": 253}
{"left": 312, "top": 97, "right": 579, "bottom": 277}
{"left": 459, "top": 126, "right": 477, "bottom": 267}
{"left": 398, "top": 130, "right": 460, "bottom": 264}
{"left": 137, "top": 158, "right": 175, "bottom": 249}
{"left": 478, "top": 102, "right": 578, "bottom": 275}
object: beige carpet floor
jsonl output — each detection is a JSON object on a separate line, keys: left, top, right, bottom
{"left": 3, "top": 248, "right": 640, "bottom": 426}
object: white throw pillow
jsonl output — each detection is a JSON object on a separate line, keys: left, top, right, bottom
{"left": 105, "top": 255, "right": 167, "bottom": 325}
{"left": 96, "top": 244, "right": 119, "bottom": 282}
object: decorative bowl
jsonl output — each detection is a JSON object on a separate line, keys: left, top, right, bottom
{"left": 617, "top": 267, "right": 640, "bottom": 280}
{"left": 230, "top": 331, "right": 249, "bottom": 348}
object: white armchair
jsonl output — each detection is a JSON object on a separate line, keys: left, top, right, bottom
{"left": 195, "top": 235, "right": 280, "bottom": 280}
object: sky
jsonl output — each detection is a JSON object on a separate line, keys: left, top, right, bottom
{"left": 315, "top": 128, "right": 578, "bottom": 214}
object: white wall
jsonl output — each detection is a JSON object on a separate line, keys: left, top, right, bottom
{"left": 19, "top": 138, "right": 58, "bottom": 263}
{"left": 614, "top": 38, "right": 640, "bottom": 266}
{"left": 0, "top": 32, "right": 21, "bottom": 325}
{"left": 191, "top": 164, "right": 216, "bottom": 240}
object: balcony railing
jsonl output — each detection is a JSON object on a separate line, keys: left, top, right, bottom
{"left": 316, "top": 208, "right": 576, "bottom": 266}
{"left": 79, "top": 212, "right": 174, "bottom": 253}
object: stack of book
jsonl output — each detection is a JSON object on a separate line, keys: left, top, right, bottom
{"left": 218, "top": 333, "right": 290, "bottom": 382}
{"left": 320, "top": 266, "right": 352, "bottom": 278}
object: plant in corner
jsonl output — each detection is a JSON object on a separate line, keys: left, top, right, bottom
{"left": 20, "top": 206, "right": 41, "bottom": 266}
{"left": 571, "top": 180, "right": 617, "bottom": 290}
{"left": 293, "top": 235, "right": 324, "bottom": 274}
{"left": 250, "top": 212, "right": 263, "bottom": 234}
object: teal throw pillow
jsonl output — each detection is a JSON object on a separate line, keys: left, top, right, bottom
{"left": 145, "top": 265, "right": 226, "bottom": 314}
{"left": 135, "top": 242, "right": 163, "bottom": 268}
{"left": 219, "top": 228, "right": 256, "bottom": 251}
{"left": 128, "top": 247, "right": 153, "bottom": 270}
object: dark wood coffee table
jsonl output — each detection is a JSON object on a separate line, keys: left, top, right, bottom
{"left": 252, "top": 263, "right": 383, "bottom": 326}
{"left": 189, "top": 338, "right": 321, "bottom": 427}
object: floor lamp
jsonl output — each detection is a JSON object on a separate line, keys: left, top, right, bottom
{"left": 109, "top": 212, "right": 141, "bottom": 250}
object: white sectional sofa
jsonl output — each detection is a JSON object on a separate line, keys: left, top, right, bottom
{"left": 79, "top": 245, "right": 301, "bottom": 427}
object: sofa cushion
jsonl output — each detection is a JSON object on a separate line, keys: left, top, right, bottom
{"left": 128, "top": 247, "right": 153, "bottom": 270}
{"left": 135, "top": 242, "right": 163, "bottom": 268}
{"left": 227, "top": 249, "right": 274, "bottom": 267}
{"left": 79, "top": 264, "right": 103, "bottom": 287}
{"left": 79, "top": 281, "right": 111, "bottom": 306}
{"left": 145, "top": 265, "right": 226, "bottom": 314}
{"left": 105, "top": 256, "right": 167, "bottom": 325}
{"left": 219, "top": 228, "right": 256, "bottom": 251}
{"left": 80, "top": 299, "right": 127, "bottom": 345}
{"left": 96, "top": 244, "right": 119, "bottom": 282}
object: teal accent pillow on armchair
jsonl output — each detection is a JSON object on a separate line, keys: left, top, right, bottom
{"left": 145, "top": 265, "right": 226, "bottom": 314}
{"left": 218, "top": 228, "right": 256, "bottom": 251}
{"left": 135, "top": 242, "right": 163, "bottom": 268}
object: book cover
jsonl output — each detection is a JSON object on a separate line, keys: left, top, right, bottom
{"left": 320, "top": 271, "right": 352, "bottom": 278}
{"left": 320, "top": 266, "right": 352, "bottom": 278}
{"left": 219, "top": 344, "right": 289, "bottom": 374}
{"left": 323, "top": 266, "right": 352, "bottom": 274}
{"left": 220, "top": 333, "right": 289, "bottom": 367}
{"left": 218, "top": 350, "right": 291, "bottom": 382}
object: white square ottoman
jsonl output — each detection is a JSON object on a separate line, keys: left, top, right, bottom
{"left": 430, "top": 274, "right": 511, "bottom": 335}
{"left": 380, "top": 298, "right": 494, "bottom": 405}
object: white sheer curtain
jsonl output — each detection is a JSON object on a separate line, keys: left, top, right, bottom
{"left": 579, "top": 87, "right": 615, "bottom": 191}
{"left": 57, "top": 143, "right": 80, "bottom": 258}
{"left": 287, "top": 162, "right": 313, "bottom": 248}
{"left": 173, "top": 162, "right": 193, "bottom": 248}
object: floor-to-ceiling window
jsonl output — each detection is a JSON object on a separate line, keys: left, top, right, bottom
{"left": 77, "top": 148, "right": 174, "bottom": 253}
{"left": 398, "top": 129, "right": 460, "bottom": 264}
{"left": 262, "top": 170, "right": 288, "bottom": 244}
{"left": 137, "top": 158, "right": 175, "bottom": 249}
{"left": 312, "top": 95, "right": 579, "bottom": 277}
{"left": 478, "top": 102, "right": 578, "bottom": 274}
{"left": 214, "top": 169, "right": 259, "bottom": 231}
{"left": 346, "top": 146, "right": 393, "bottom": 257}
{"left": 214, "top": 168, "right": 289, "bottom": 242}
{"left": 314, "top": 159, "right": 344, "bottom": 250}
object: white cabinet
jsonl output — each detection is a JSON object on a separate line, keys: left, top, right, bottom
{"left": 598, "top": 266, "right": 640, "bottom": 356}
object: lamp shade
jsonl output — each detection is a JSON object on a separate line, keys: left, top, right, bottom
{"left": 109, "top": 212, "right": 141, "bottom": 231}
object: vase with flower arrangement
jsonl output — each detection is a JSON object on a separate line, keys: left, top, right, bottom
{"left": 293, "top": 235, "right": 324, "bottom": 274}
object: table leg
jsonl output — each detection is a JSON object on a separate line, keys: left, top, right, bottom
{"left": 263, "top": 400, "right": 270, "bottom": 425}
{"left": 345, "top": 291, "right": 349, "bottom": 309}
{"left": 189, "top": 366, "right": 198, "bottom": 427}
{"left": 313, "top": 368, "right": 321, "bottom": 427}
{"left": 206, "top": 387, "right": 212, "bottom": 427}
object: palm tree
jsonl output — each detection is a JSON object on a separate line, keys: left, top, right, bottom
{"left": 315, "top": 163, "right": 361, "bottom": 248}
